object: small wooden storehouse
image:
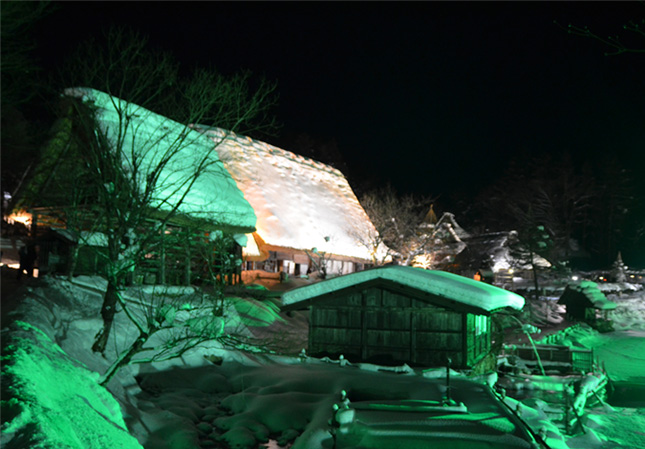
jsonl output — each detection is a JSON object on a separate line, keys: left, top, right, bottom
{"left": 558, "top": 280, "right": 616, "bottom": 325}
{"left": 282, "top": 266, "right": 525, "bottom": 371}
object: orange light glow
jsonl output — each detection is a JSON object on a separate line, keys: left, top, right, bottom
{"left": 6, "top": 210, "right": 32, "bottom": 227}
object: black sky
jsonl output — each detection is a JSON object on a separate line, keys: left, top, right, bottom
{"left": 34, "top": 2, "right": 645, "bottom": 205}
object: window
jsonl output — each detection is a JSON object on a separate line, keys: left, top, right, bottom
{"left": 475, "top": 315, "right": 488, "bottom": 336}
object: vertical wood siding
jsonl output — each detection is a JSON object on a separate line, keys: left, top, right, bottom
{"left": 308, "top": 286, "right": 491, "bottom": 368}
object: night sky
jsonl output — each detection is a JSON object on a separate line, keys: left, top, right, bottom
{"left": 34, "top": 2, "right": 645, "bottom": 204}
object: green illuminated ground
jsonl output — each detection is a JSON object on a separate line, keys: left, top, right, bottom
{"left": 1, "top": 274, "right": 644, "bottom": 449}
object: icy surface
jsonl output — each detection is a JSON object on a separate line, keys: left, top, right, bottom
{"left": 64, "top": 88, "right": 257, "bottom": 233}
{"left": 194, "top": 126, "right": 389, "bottom": 261}
{"left": 282, "top": 266, "right": 525, "bottom": 312}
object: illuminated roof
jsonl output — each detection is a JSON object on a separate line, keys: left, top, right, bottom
{"left": 64, "top": 88, "right": 257, "bottom": 234}
{"left": 559, "top": 280, "right": 616, "bottom": 310}
{"left": 282, "top": 266, "right": 525, "bottom": 313}
{"left": 193, "top": 126, "right": 389, "bottom": 262}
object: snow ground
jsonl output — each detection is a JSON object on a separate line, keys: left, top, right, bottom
{"left": 1, "top": 274, "right": 644, "bottom": 449}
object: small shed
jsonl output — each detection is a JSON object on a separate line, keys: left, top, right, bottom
{"left": 282, "top": 266, "right": 524, "bottom": 370}
{"left": 558, "top": 280, "right": 616, "bottom": 323}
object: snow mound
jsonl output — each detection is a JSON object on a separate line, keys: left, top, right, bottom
{"left": 1, "top": 321, "right": 143, "bottom": 449}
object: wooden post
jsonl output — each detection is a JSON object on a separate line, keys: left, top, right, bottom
{"left": 159, "top": 222, "right": 166, "bottom": 285}
{"left": 360, "top": 291, "right": 368, "bottom": 360}
{"left": 410, "top": 313, "right": 417, "bottom": 364}
{"left": 30, "top": 210, "right": 38, "bottom": 238}
{"left": 184, "top": 240, "right": 191, "bottom": 286}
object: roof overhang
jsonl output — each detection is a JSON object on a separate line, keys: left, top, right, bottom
{"left": 281, "top": 266, "right": 525, "bottom": 314}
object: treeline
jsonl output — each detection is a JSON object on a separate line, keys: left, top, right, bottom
{"left": 468, "top": 152, "right": 642, "bottom": 269}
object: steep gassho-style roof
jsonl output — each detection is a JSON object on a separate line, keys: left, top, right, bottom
{"left": 63, "top": 88, "right": 256, "bottom": 234}
{"left": 282, "top": 266, "right": 525, "bottom": 313}
{"left": 193, "top": 126, "right": 388, "bottom": 262}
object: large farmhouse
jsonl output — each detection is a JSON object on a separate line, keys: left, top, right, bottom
{"left": 282, "top": 266, "right": 525, "bottom": 371}
{"left": 193, "top": 126, "right": 389, "bottom": 278}
{"left": 14, "top": 88, "right": 257, "bottom": 284}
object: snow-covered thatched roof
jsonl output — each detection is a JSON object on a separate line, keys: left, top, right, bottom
{"left": 282, "top": 266, "right": 525, "bottom": 313}
{"left": 454, "top": 231, "right": 551, "bottom": 273}
{"left": 62, "top": 88, "right": 257, "bottom": 234}
{"left": 193, "top": 126, "right": 388, "bottom": 262}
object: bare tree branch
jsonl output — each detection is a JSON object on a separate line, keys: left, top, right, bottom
{"left": 554, "top": 18, "right": 645, "bottom": 56}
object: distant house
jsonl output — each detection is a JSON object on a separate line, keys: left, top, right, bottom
{"left": 14, "top": 88, "right": 257, "bottom": 285}
{"left": 453, "top": 231, "right": 551, "bottom": 286}
{"left": 411, "top": 208, "right": 469, "bottom": 270}
{"left": 192, "top": 126, "right": 389, "bottom": 278}
{"left": 558, "top": 280, "right": 616, "bottom": 331}
{"left": 281, "top": 266, "right": 525, "bottom": 371}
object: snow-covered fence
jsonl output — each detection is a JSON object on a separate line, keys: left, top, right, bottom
{"left": 505, "top": 343, "right": 593, "bottom": 374}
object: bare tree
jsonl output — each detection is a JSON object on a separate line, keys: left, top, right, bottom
{"left": 476, "top": 153, "right": 594, "bottom": 265}
{"left": 554, "top": 17, "right": 645, "bottom": 56}
{"left": 36, "top": 27, "right": 278, "bottom": 354}
{"left": 99, "top": 245, "right": 283, "bottom": 386}
{"left": 1, "top": 1, "right": 56, "bottom": 212}
{"left": 359, "top": 185, "right": 436, "bottom": 266}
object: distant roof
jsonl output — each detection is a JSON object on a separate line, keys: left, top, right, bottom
{"left": 63, "top": 88, "right": 257, "bottom": 234}
{"left": 455, "top": 232, "right": 551, "bottom": 272}
{"left": 193, "top": 126, "right": 388, "bottom": 261}
{"left": 282, "top": 266, "right": 525, "bottom": 313}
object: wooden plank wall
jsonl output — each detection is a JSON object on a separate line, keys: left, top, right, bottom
{"left": 308, "top": 286, "right": 489, "bottom": 368}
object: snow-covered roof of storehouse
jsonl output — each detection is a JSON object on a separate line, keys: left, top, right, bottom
{"left": 559, "top": 280, "right": 617, "bottom": 310}
{"left": 282, "top": 266, "right": 525, "bottom": 314}
{"left": 63, "top": 88, "right": 257, "bottom": 234}
{"left": 192, "top": 126, "right": 388, "bottom": 262}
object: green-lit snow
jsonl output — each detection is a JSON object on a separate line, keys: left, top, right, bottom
{"left": 282, "top": 266, "right": 525, "bottom": 313}
{"left": 64, "top": 88, "right": 257, "bottom": 233}
{"left": 2, "top": 275, "right": 644, "bottom": 449}
{"left": 1, "top": 321, "right": 143, "bottom": 449}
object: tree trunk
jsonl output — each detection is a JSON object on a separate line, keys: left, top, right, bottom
{"left": 100, "top": 332, "right": 149, "bottom": 386}
{"left": 66, "top": 244, "right": 79, "bottom": 281}
{"left": 531, "top": 251, "right": 540, "bottom": 303}
{"left": 92, "top": 277, "right": 119, "bottom": 353}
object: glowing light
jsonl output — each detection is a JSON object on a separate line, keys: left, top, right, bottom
{"left": 492, "top": 259, "right": 511, "bottom": 272}
{"left": 10, "top": 264, "right": 39, "bottom": 278}
{"left": 572, "top": 275, "right": 579, "bottom": 281}
{"left": 6, "top": 210, "right": 32, "bottom": 227}
{"left": 508, "top": 269, "right": 514, "bottom": 275}
{"left": 412, "top": 253, "right": 433, "bottom": 270}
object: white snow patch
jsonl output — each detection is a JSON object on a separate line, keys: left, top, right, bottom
{"left": 194, "top": 125, "right": 388, "bottom": 262}
{"left": 283, "top": 266, "right": 525, "bottom": 312}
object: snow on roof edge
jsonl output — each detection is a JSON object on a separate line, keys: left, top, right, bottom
{"left": 282, "top": 266, "right": 525, "bottom": 312}
{"left": 63, "top": 88, "right": 257, "bottom": 233}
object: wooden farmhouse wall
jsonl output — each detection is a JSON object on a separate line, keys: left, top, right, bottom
{"left": 308, "top": 284, "right": 491, "bottom": 369}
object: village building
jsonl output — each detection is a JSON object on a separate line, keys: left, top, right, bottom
{"left": 410, "top": 206, "right": 469, "bottom": 270}
{"left": 281, "top": 265, "right": 525, "bottom": 372}
{"left": 192, "top": 125, "right": 389, "bottom": 280}
{"left": 452, "top": 231, "right": 551, "bottom": 287}
{"left": 13, "top": 88, "right": 257, "bottom": 285}
{"left": 558, "top": 280, "right": 616, "bottom": 331}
